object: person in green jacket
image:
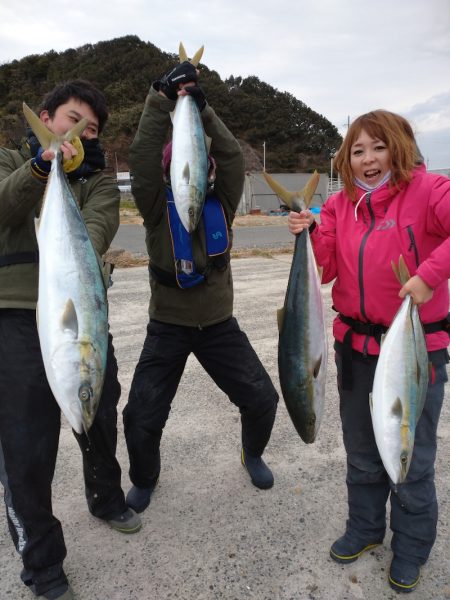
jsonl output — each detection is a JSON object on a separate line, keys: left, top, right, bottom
{"left": 123, "top": 61, "right": 279, "bottom": 514}
{"left": 0, "top": 80, "right": 141, "bottom": 600}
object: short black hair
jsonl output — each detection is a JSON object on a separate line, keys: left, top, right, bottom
{"left": 39, "top": 79, "right": 108, "bottom": 134}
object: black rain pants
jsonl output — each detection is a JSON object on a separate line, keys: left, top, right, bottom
{"left": 335, "top": 342, "right": 448, "bottom": 566}
{"left": 123, "top": 317, "right": 279, "bottom": 488}
{"left": 0, "top": 309, "right": 126, "bottom": 596}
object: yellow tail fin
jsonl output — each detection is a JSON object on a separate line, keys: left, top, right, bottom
{"left": 263, "top": 171, "right": 320, "bottom": 212}
{"left": 179, "top": 42, "right": 204, "bottom": 66}
{"left": 22, "top": 102, "right": 88, "bottom": 150}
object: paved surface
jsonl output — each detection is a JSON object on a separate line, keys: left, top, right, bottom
{"left": 1, "top": 258, "right": 449, "bottom": 600}
{"left": 112, "top": 224, "right": 293, "bottom": 255}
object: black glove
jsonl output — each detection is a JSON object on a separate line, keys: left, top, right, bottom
{"left": 183, "top": 85, "right": 206, "bottom": 112}
{"left": 158, "top": 61, "right": 198, "bottom": 100}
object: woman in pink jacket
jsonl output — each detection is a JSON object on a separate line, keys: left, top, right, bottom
{"left": 289, "top": 109, "right": 449, "bottom": 594}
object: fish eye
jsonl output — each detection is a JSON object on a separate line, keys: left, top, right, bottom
{"left": 78, "top": 385, "right": 93, "bottom": 403}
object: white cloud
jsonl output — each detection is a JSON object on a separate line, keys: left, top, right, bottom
{"left": 0, "top": 0, "right": 449, "bottom": 168}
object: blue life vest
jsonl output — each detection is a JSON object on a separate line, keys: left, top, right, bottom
{"left": 166, "top": 188, "right": 229, "bottom": 289}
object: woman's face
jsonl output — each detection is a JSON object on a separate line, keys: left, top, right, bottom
{"left": 350, "top": 128, "right": 391, "bottom": 187}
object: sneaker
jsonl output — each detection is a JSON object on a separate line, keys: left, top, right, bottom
{"left": 330, "top": 534, "right": 382, "bottom": 564}
{"left": 241, "top": 448, "right": 274, "bottom": 489}
{"left": 37, "top": 584, "right": 74, "bottom": 599}
{"left": 126, "top": 481, "right": 158, "bottom": 513}
{"left": 388, "top": 556, "right": 421, "bottom": 593}
{"left": 106, "top": 507, "right": 142, "bottom": 533}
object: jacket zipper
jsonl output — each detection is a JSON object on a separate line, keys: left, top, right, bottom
{"left": 407, "top": 225, "right": 420, "bottom": 267}
{"left": 358, "top": 193, "right": 375, "bottom": 355}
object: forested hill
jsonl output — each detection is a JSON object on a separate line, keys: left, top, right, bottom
{"left": 0, "top": 35, "right": 342, "bottom": 173}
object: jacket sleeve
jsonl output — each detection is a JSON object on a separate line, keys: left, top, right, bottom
{"left": 80, "top": 174, "right": 120, "bottom": 257}
{"left": 0, "top": 148, "right": 46, "bottom": 227}
{"left": 201, "top": 105, "right": 245, "bottom": 225}
{"left": 129, "top": 86, "right": 174, "bottom": 229}
{"left": 416, "top": 174, "right": 450, "bottom": 288}
{"left": 310, "top": 195, "right": 338, "bottom": 283}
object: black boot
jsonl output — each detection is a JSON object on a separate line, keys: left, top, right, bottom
{"left": 388, "top": 556, "right": 421, "bottom": 593}
{"left": 330, "top": 533, "right": 382, "bottom": 564}
{"left": 126, "top": 480, "right": 158, "bottom": 513}
{"left": 241, "top": 448, "right": 274, "bottom": 489}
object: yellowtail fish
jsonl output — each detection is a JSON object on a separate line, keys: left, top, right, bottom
{"left": 170, "top": 42, "right": 208, "bottom": 233}
{"left": 370, "top": 255, "right": 429, "bottom": 483}
{"left": 264, "top": 171, "right": 327, "bottom": 443}
{"left": 23, "top": 102, "right": 108, "bottom": 434}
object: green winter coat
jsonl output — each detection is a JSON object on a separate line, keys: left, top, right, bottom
{"left": 130, "top": 86, "right": 245, "bottom": 328}
{"left": 0, "top": 141, "right": 120, "bottom": 309}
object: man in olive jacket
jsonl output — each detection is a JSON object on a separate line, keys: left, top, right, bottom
{"left": 123, "top": 62, "right": 279, "bottom": 514}
{"left": 0, "top": 80, "right": 140, "bottom": 600}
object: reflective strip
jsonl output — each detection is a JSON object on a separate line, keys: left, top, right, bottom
{"left": 0, "top": 439, "right": 28, "bottom": 554}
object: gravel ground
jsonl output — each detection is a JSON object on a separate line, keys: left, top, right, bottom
{"left": 1, "top": 257, "right": 449, "bottom": 600}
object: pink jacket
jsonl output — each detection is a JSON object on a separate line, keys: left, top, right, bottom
{"left": 311, "top": 165, "right": 450, "bottom": 354}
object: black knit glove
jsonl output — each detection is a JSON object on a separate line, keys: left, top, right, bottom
{"left": 158, "top": 61, "right": 198, "bottom": 100}
{"left": 183, "top": 84, "right": 206, "bottom": 112}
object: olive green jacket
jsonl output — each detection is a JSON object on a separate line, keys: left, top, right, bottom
{"left": 130, "top": 86, "right": 245, "bottom": 327}
{"left": 0, "top": 142, "right": 120, "bottom": 309}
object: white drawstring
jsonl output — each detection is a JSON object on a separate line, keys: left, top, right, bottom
{"left": 354, "top": 192, "right": 369, "bottom": 221}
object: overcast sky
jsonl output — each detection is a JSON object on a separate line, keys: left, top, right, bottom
{"left": 1, "top": 0, "right": 449, "bottom": 169}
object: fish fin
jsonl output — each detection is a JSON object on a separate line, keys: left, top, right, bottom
{"left": 313, "top": 355, "right": 323, "bottom": 379}
{"left": 191, "top": 46, "right": 204, "bottom": 66}
{"left": 179, "top": 42, "right": 204, "bottom": 66}
{"left": 391, "top": 255, "right": 411, "bottom": 285}
{"left": 23, "top": 102, "right": 89, "bottom": 149}
{"left": 391, "top": 397, "right": 403, "bottom": 419}
{"left": 398, "top": 255, "right": 411, "bottom": 284}
{"left": 302, "top": 171, "right": 320, "bottom": 209}
{"left": 23, "top": 103, "right": 55, "bottom": 150}
{"left": 205, "top": 134, "right": 212, "bottom": 153}
{"left": 63, "top": 117, "right": 89, "bottom": 143}
{"left": 179, "top": 42, "right": 188, "bottom": 63}
{"left": 263, "top": 170, "right": 319, "bottom": 212}
{"left": 276, "top": 307, "right": 284, "bottom": 331}
{"left": 61, "top": 299, "right": 78, "bottom": 338}
{"left": 263, "top": 172, "right": 298, "bottom": 210}
{"left": 182, "top": 162, "right": 190, "bottom": 184}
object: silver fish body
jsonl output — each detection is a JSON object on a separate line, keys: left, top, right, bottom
{"left": 170, "top": 94, "right": 208, "bottom": 232}
{"left": 370, "top": 296, "right": 428, "bottom": 483}
{"left": 278, "top": 230, "right": 328, "bottom": 443}
{"left": 35, "top": 154, "right": 108, "bottom": 434}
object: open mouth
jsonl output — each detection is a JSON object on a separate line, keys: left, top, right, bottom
{"left": 364, "top": 169, "right": 381, "bottom": 181}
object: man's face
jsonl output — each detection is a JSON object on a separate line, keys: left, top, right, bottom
{"left": 40, "top": 98, "right": 99, "bottom": 140}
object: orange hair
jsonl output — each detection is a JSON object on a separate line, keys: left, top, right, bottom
{"left": 334, "top": 110, "right": 422, "bottom": 200}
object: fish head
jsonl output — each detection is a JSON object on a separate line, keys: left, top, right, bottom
{"left": 294, "top": 378, "right": 319, "bottom": 443}
{"left": 398, "top": 449, "right": 412, "bottom": 483}
{"left": 176, "top": 183, "right": 206, "bottom": 232}
{"left": 51, "top": 337, "right": 105, "bottom": 433}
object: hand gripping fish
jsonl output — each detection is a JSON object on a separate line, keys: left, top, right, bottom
{"left": 23, "top": 103, "right": 108, "bottom": 434}
{"left": 170, "top": 42, "right": 209, "bottom": 233}
{"left": 370, "top": 256, "right": 429, "bottom": 483}
{"left": 264, "top": 171, "right": 328, "bottom": 443}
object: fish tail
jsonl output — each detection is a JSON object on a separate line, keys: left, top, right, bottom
{"left": 263, "top": 171, "right": 320, "bottom": 211}
{"left": 22, "top": 102, "right": 89, "bottom": 150}
{"left": 179, "top": 42, "right": 204, "bottom": 66}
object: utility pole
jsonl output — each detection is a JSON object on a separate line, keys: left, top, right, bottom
{"left": 262, "top": 141, "right": 266, "bottom": 171}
